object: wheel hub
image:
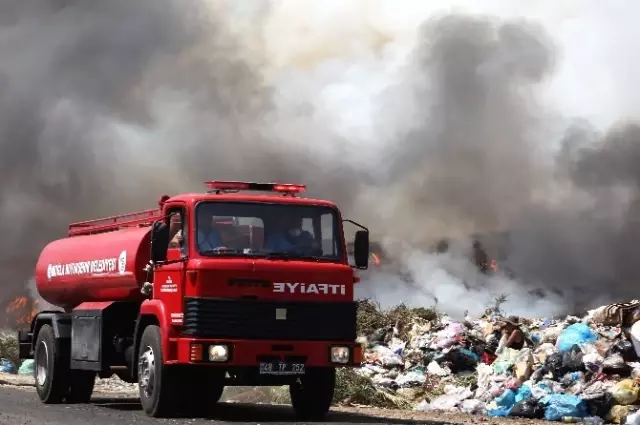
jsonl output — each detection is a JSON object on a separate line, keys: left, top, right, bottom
{"left": 35, "top": 340, "right": 48, "bottom": 387}
{"left": 138, "top": 346, "right": 155, "bottom": 398}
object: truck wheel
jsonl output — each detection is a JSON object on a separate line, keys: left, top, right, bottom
{"left": 34, "top": 324, "right": 69, "bottom": 404}
{"left": 67, "top": 370, "right": 96, "bottom": 403}
{"left": 138, "top": 325, "right": 177, "bottom": 417}
{"left": 289, "top": 368, "right": 335, "bottom": 421}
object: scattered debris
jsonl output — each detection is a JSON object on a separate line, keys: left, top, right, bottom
{"left": 356, "top": 299, "right": 640, "bottom": 423}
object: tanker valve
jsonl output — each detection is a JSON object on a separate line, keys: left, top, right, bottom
{"left": 141, "top": 281, "right": 153, "bottom": 296}
{"left": 143, "top": 261, "right": 154, "bottom": 273}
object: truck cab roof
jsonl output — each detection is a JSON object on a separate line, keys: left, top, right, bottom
{"left": 166, "top": 192, "right": 339, "bottom": 209}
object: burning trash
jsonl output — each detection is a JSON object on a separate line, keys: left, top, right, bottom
{"left": 5, "top": 296, "right": 38, "bottom": 329}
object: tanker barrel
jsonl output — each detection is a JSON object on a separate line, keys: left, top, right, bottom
{"left": 35, "top": 226, "right": 152, "bottom": 309}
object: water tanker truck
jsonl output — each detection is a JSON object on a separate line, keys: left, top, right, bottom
{"left": 17, "top": 181, "right": 370, "bottom": 419}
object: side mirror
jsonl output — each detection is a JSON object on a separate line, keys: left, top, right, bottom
{"left": 150, "top": 221, "right": 170, "bottom": 264}
{"left": 353, "top": 230, "right": 369, "bottom": 269}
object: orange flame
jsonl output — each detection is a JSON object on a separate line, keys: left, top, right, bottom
{"left": 371, "top": 252, "right": 381, "bottom": 266}
{"left": 6, "top": 296, "right": 38, "bottom": 326}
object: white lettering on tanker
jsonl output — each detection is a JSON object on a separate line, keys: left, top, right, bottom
{"left": 46, "top": 250, "right": 127, "bottom": 281}
{"left": 160, "top": 276, "right": 178, "bottom": 293}
{"left": 171, "top": 312, "right": 183, "bottom": 324}
{"left": 273, "top": 282, "right": 346, "bottom": 296}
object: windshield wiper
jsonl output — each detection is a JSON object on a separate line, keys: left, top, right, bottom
{"left": 202, "top": 248, "right": 245, "bottom": 255}
{"left": 262, "top": 251, "right": 296, "bottom": 260}
{"left": 261, "top": 252, "right": 329, "bottom": 262}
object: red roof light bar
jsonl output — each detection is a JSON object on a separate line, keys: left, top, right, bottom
{"left": 205, "top": 181, "right": 306, "bottom": 194}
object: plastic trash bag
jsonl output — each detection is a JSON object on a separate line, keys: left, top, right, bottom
{"left": 612, "top": 339, "right": 637, "bottom": 362}
{"left": 607, "top": 405, "right": 630, "bottom": 424}
{"left": 372, "top": 345, "right": 403, "bottom": 367}
{"left": 0, "top": 359, "right": 17, "bottom": 374}
{"left": 494, "top": 389, "right": 517, "bottom": 408}
{"left": 586, "top": 393, "right": 615, "bottom": 418}
{"left": 18, "top": 359, "right": 34, "bottom": 376}
{"left": 488, "top": 391, "right": 517, "bottom": 419}
{"left": 531, "top": 382, "right": 553, "bottom": 399}
{"left": 627, "top": 410, "right": 640, "bottom": 425}
{"left": 510, "top": 398, "right": 545, "bottom": 419}
{"left": 395, "top": 370, "right": 426, "bottom": 387}
{"left": 602, "top": 353, "right": 632, "bottom": 376}
{"left": 608, "top": 379, "right": 640, "bottom": 405}
{"left": 556, "top": 323, "right": 597, "bottom": 353}
{"left": 427, "top": 361, "right": 451, "bottom": 376}
{"left": 540, "top": 393, "right": 588, "bottom": 421}
{"left": 460, "top": 399, "right": 486, "bottom": 415}
{"left": 541, "top": 325, "right": 565, "bottom": 343}
{"left": 562, "top": 344, "right": 585, "bottom": 371}
{"left": 487, "top": 406, "right": 512, "bottom": 417}
{"left": 544, "top": 352, "right": 566, "bottom": 379}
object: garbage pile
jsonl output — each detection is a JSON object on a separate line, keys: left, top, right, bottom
{"left": 357, "top": 300, "right": 640, "bottom": 424}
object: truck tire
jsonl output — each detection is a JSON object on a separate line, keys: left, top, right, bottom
{"left": 137, "top": 325, "right": 178, "bottom": 417}
{"left": 289, "top": 368, "right": 335, "bottom": 421}
{"left": 67, "top": 370, "right": 96, "bottom": 403}
{"left": 34, "top": 324, "right": 69, "bottom": 404}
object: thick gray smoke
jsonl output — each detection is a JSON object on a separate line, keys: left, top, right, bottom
{"left": 2, "top": 1, "right": 640, "bottom": 319}
{"left": 351, "top": 14, "right": 640, "bottom": 317}
{"left": 0, "top": 1, "right": 360, "bottom": 306}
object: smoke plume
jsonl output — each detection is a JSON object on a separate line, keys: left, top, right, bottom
{"left": 3, "top": 1, "right": 640, "bottom": 318}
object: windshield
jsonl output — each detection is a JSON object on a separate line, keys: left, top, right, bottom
{"left": 195, "top": 202, "right": 343, "bottom": 260}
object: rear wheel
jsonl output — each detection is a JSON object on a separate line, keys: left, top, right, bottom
{"left": 290, "top": 368, "right": 335, "bottom": 421}
{"left": 34, "top": 324, "right": 68, "bottom": 404}
{"left": 138, "top": 325, "right": 178, "bottom": 417}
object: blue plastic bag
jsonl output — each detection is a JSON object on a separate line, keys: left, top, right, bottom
{"left": 488, "top": 389, "right": 518, "bottom": 417}
{"left": 556, "top": 323, "right": 597, "bottom": 353}
{"left": 515, "top": 385, "right": 532, "bottom": 403}
{"left": 0, "top": 359, "right": 17, "bottom": 374}
{"left": 540, "top": 394, "right": 588, "bottom": 421}
{"left": 488, "top": 407, "right": 512, "bottom": 417}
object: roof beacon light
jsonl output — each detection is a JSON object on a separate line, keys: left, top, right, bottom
{"left": 205, "top": 181, "right": 250, "bottom": 191}
{"left": 205, "top": 181, "right": 306, "bottom": 195}
{"left": 272, "top": 184, "right": 306, "bottom": 194}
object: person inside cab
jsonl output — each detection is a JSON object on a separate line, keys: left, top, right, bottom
{"left": 214, "top": 218, "right": 240, "bottom": 250}
{"left": 197, "top": 209, "right": 224, "bottom": 252}
{"left": 265, "top": 213, "right": 319, "bottom": 255}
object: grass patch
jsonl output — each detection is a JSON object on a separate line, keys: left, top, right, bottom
{"left": 356, "top": 299, "right": 438, "bottom": 341}
{"left": 333, "top": 368, "right": 412, "bottom": 409}
{"left": 0, "top": 333, "right": 19, "bottom": 367}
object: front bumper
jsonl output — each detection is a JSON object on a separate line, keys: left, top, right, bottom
{"left": 169, "top": 338, "right": 363, "bottom": 367}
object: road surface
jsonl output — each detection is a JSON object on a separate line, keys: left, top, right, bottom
{"left": 0, "top": 376, "right": 547, "bottom": 425}
{"left": 0, "top": 384, "right": 464, "bottom": 425}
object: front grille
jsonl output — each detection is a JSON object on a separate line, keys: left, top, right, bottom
{"left": 183, "top": 297, "right": 357, "bottom": 342}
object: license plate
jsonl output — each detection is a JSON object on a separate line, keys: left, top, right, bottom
{"left": 259, "top": 361, "right": 305, "bottom": 375}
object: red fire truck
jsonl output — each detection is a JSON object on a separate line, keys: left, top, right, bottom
{"left": 17, "top": 181, "right": 369, "bottom": 419}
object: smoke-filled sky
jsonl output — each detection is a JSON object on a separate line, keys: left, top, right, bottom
{"left": 3, "top": 0, "right": 640, "bottom": 318}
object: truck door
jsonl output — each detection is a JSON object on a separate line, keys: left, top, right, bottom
{"left": 155, "top": 207, "right": 187, "bottom": 326}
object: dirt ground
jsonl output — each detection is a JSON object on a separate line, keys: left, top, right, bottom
{"left": 0, "top": 372, "right": 558, "bottom": 425}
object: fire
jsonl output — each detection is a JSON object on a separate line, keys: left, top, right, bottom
{"left": 6, "top": 296, "right": 39, "bottom": 327}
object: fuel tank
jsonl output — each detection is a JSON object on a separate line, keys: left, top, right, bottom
{"left": 35, "top": 227, "right": 152, "bottom": 310}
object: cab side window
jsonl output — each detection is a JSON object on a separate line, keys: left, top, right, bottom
{"left": 167, "top": 209, "right": 187, "bottom": 256}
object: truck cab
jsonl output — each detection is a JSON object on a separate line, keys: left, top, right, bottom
{"left": 19, "top": 181, "right": 370, "bottom": 420}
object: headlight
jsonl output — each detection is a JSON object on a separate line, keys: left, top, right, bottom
{"left": 208, "top": 344, "right": 229, "bottom": 362}
{"left": 330, "top": 346, "right": 350, "bottom": 364}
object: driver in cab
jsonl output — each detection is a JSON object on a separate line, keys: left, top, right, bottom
{"left": 197, "top": 209, "right": 224, "bottom": 252}
{"left": 265, "top": 214, "right": 319, "bottom": 255}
